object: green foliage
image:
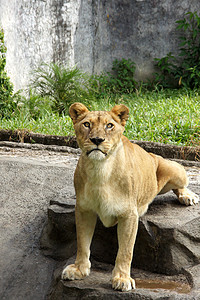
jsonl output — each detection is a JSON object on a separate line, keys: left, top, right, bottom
{"left": 0, "top": 30, "right": 199, "bottom": 147}
{"left": 154, "top": 11, "right": 200, "bottom": 89}
{"left": 125, "top": 89, "right": 200, "bottom": 146}
{"left": 31, "top": 62, "right": 94, "bottom": 113}
{"left": 154, "top": 53, "right": 177, "bottom": 88}
{"left": 16, "top": 90, "right": 54, "bottom": 120}
{"left": 0, "top": 28, "right": 6, "bottom": 71}
{"left": 0, "top": 27, "right": 14, "bottom": 116}
{"left": 90, "top": 58, "right": 137, "bottom": 97}
{"left": 110, "top": 58, "right": 137, "bottom": 93}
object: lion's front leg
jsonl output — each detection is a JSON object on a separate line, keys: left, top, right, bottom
{"left": 62, "top": 207, "right": 97, "bottom": 281}
{"left": 112, "top": 211, "right": 138, "bottom": 292}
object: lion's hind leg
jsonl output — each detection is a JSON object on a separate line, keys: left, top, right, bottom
{"left": 156, "top": 156, "right": 199, "bottom": 206}
{"left": 173, "top": 188, "right": 199, "bottom": 206}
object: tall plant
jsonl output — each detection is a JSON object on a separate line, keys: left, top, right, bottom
{"left": 154, "top": 11, "right": 200, "bottom": 88}
{"left": 90, "top": 58, "right": 137, "bottom": 97}
{"left": 0, "top": 27, "right": 14, "bottom": 116}
{"left": 31, "top": 62, "right": 93, "bottom": 113}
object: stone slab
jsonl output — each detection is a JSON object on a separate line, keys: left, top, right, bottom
{"left": 48, "top": 259, "right": 199, "bottom": 300}
{"left": 0, "top": 151, "right": 77, "bottom": 300}
{"left": 0, "top": 144, "right": 199, "bottom": 299}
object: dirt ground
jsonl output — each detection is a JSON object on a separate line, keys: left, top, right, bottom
{"left": 0, "top": 143, "right": 199, "bottom": 300}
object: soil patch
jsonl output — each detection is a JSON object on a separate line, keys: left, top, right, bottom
{"left": 0, "top": 129, "right": 200, "bottom": 161}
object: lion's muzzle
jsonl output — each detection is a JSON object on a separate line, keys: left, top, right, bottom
{"left": 90, "top": 137, "right": 105, "bottom": 146}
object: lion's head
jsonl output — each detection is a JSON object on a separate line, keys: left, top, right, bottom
{"left": 69, "top": 103, "right": 129, "bottom": 160}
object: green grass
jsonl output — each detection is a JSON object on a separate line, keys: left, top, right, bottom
{"left": 124, "top": 89, "right": 200, "bottom": 146}
{"left": 0, "top": 112, "right": 74, "bottom": 136}
{"left": 0, "top": 88, "right": 200, "bottom": 147}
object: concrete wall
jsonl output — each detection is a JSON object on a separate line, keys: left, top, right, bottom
{"left": 0, "top": 0, "right": 81, "bottom": 91}
{"left": 1, "top": 0, "right": 200, "bottom": 91}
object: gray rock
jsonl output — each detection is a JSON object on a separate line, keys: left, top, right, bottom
{"left": 41, "top": 192, "right": 200, "bottom": 275}
{"left": 41, "top": 204, "right": 77, "bottom": 260}
{"left": 1, "top": 143, "right": 199, "bottom": 299}
{"left": 47, "top": 259, "right": 197, "bottom": 299}
{"left": 41, "top": 185, "right": 200, "bottom": 298}
{"left": 0, "top": 155, "right": 76, "bottom": 300}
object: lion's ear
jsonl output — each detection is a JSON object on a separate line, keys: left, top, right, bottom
{"left": 111, "top": 104, "right": 129, "bottom": 126}
{"left": 69, "top": 103, "right": 89, "bottom": 124}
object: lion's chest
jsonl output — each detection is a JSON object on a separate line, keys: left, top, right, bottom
{"left": 82, "top": 183, "right": 120, "bottom": 227}
{"left": 78, "top": 168, "right": 128, "bottom": 227}
{"left": 76, "top": 152, "right": 132, "bottom": 227}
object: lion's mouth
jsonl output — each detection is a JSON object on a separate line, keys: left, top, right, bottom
{"left": 86, "top": 149, "right": 107, "bottom": 156}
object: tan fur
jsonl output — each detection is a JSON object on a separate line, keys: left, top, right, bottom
{"left": 62, "top": 103, "right": 199, "bottom": 291}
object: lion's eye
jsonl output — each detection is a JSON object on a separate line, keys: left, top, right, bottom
{"left": 83, "top": 122, "right": 90, "bottom": 128}
{"left": 106, "top": 123, "right": 114, "bottom": 129}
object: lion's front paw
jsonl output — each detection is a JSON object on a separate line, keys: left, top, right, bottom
{"left": 178, "top": 188, "right": 199, "bottom": 206}
{"left": 61, "top": 264, "right": 90, "bottom": 281}
{"left": 112, "top": 275, "right": 135, "bottom": 292}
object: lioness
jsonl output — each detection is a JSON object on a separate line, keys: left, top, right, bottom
{"left": 62, "top": 103, "right": 199, "bottom": 292}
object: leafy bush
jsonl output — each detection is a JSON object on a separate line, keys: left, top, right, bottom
{"left": 109, "top": 58, "right": 137, "bottom": 93}
{"left": 0, "top": 27, "right": 14, "bottom": 117}
{"left": 90, "top": 58, "right": 137, "bottom": 97}
{"left": 31, "top": 62, "right": 94, "bottom": 113}
{"left": 15, "top": 90, "right": 54, "bottom": 120}
{"left": 154, "top": 11, "right": 200, "bottom": 89}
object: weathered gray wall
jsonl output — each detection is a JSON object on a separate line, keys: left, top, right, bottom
{"left": 1, "top": 0, "right": 200, "bottom": 91}
{"left": 0, "top": 0, "right": 81, "bottom": 91}
{"left": 75, "top": 0, "right": 200, "bottom": 79}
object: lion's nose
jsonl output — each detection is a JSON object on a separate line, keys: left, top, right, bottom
{"left": 90, "top": 137, "right": 105, "bottom": 146}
